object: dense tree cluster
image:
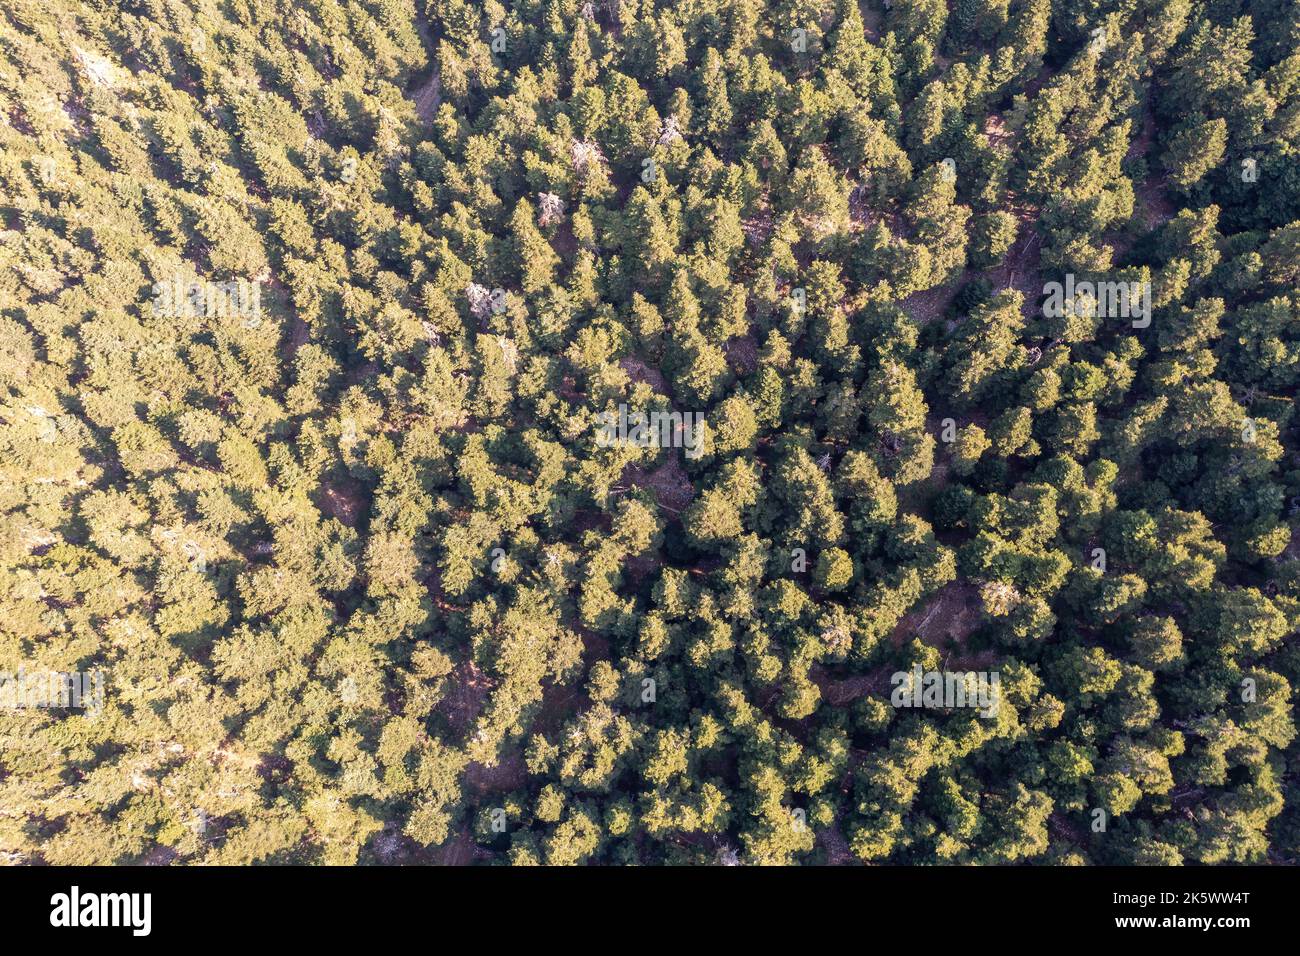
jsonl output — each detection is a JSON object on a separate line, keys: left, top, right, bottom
{"left": 1, "top": 0, "right": 1299, "bottom": 865}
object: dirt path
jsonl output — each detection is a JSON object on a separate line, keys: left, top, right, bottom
{"left": 407, "top": 6, "right": 441, "bottom": 124}
{"left": 411, "top": 70, "right": 441, "bottom": 123}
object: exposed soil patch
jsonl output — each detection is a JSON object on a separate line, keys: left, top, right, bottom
{"left": 938, "top": 647, "right": 1000, "bottom": 674}
{"left": 742, "top": 204, "right": 774, "bottom": 246}
{"left": 317, "top": 475, "right": 367, "bottom": 526}
{"left": 571, "top": 507, "right": 612, "bottom": 536}
{"left": 463, "top": 748, "right": 527, "bottom": 794}
{"left": 535, "top": 677, "right": 590, "bottom": 741}
{"left": 967, "top": 210, "right": 1043, "bottom": 321}
{"left": 280, "top": 312, "right": 310, "bottom": 362}
{"left": 1048, "top": 811, "right": 1086, "bottom": 848}
{"left": 859, "top": 1, "right": 883, "bottom": 38}
{"left": 899, "top": 277, "right": 965, "bottom": 326}
{"left": 557, "top": 372, "right": 586, "bottom": 404}
{"left": 1135, "top": 177, "right": 1175, "bottom": 233}
{"left": 619, "top": 355, "right": 670, "bottom": 394}
{"left": 624, "top": 550, "right": 664, "bottom": 584}
{"left": 1124, "top": 100, "right": 1158, "bottom": 165}
{"left": 622, "top": 453, "right": 695, "bottom": 515}
{"left": 815, "top": 666, "right": 895, "bottom": 706}
{"left": 7, "top": 105, "right": 36, "bottom": 136}
{"left": 983, "top": 113, "right": 1014, "bottom": 150}
{"left": 812, "top": 633, "right": 999, "bottom": 714}
{"left": 1024, "top": 63, "right": 1054, "bottom": 98}
{"left": 344, "top": 358, "right": 379, "bottom": 388}
{"left": 1112, "top": 101, "right": 1175, "bottom": 256}
{"left": 816, "top": 822, "right": 856, "bottom": 865}
{"left": 547, "top": 217, "right": 578, "bottom": 261}
{"left": 574, "top": 619, "right": 611, "bottom": 659}
{"left": 141, "top": 845, "right": 180, "bottom": 865}
{"left": 61, "top": 95, "right": 92, "bottom": 137}
{"left": 426, "top": 825, "right": 492, "bottom": 865}
{"left": 889, "top": 581, "right": 983, "bottom": 649}
{"left": 436, "top": 660, "right": 494, "bottom": 741}
{"left": 410, "top": 70, "right": 441, "bottom": 123}
{"left": 407, "top": 9, "right": 442, "bottom": 125}
{"left": 724, "top": 334, "right": 759, "bottom": 375}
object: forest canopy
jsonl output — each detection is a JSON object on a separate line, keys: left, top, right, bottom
{"left": 1, "top": 0, "right": 1300, "bottom": 866}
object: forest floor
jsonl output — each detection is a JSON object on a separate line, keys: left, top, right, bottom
{"left": 813, "top": 581, "right": 991, "bottom": 710}
{"left": 407, "top": 7, "right": 441, "bottom": 125}
{"left": 317, "top": 475, "right": 366, "bottom": 526}
{"left": 411, "top": 70, "right": 441, "bottom": 124}
{"left": 889, "top": 581, "right": 983, "bottom": 651}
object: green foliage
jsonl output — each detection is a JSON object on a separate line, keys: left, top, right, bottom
{"left": 1, "top": 0, "right": 1297, "bottom": 869}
